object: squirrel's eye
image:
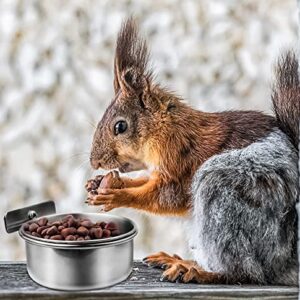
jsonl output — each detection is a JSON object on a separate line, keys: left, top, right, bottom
{"left": 114, "top": 120, "right": 128, "bottom": 135}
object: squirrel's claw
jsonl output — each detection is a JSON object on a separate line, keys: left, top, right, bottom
{"left": 180, "top": 267, "right": 202, "bottom": 283}
{"left": 160, "top": 263, "right": 187, "bottom": 282}
{"left": 143, "top": 252, "right": 182, "bottom": 269}
{"left": 144, "top": 251, "right": 207, "bottom": 283}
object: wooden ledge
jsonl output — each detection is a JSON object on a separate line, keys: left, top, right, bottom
{"left": 0, "top": 261, "right": 298, "bottom": 299}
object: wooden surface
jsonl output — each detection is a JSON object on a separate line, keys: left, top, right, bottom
{"left": 0, "top": 261, "right": 298, "bottom": 300}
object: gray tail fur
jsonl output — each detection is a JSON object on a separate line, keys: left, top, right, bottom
{"left": 272, "top": 50, "right": 300, "bottom": 150}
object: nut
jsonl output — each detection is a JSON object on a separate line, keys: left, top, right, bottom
{"left": 77, "top": 226, "right": 89, "bottom": 236}
{"left": 93, "top": 228, "right": 103, "bottom": 239}
{"left": 97, "top": 222, "right": 107, "bottom": 228}
{"left": 50, "top": 221, "right": 62, "bottom": 227}
{"left": 29, "top": 223, "right": 39, "bottom": 232}
{"left": 61, "top": 227, "right": 77, "bottom": 238}
{"left": 67, "top": 218, "right": 77, "bottom": 228}
{"left": 37, "top": 217, "right": 48, "bottom": 227}
{"left": 65, "top": 235, "right": 76, "bottom": 241}
{"left": 41, "top": 228, "right": 49, "bottom": 236}
{"left": 80, "top": 220, "right": 94, "bottom": 229}
{"left": 31, "top": 232, "right": 41, "bottom": 238}
{"left": 102, "top": 229, "right": 111, "bottom": 238}
{"left": 105, "top": 222, "right": 117, "bottom": 231}
{"left": 50, "top": 235, "right": 63, "bottom": 240}
{"left": 62, "top": 215, "right": 73, "bottom": 222}
{"left": 99, "top": 171, "right": 124, "bottom": 189}
{"left": 37, "top": 226, "right": 49, "bottom": 234}
{"left": 46, "top": 226, "right": 58, "bottom": 236}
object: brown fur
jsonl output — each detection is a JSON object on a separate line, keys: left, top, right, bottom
{"left": 89, "top": 18, "right": 277, "bottom": 218}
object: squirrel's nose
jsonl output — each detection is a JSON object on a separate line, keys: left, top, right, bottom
{"left": 90, "top": 157, "right": 101, "bottom": 170}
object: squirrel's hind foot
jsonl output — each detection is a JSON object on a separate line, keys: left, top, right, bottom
{"left": 143, "top": 251, "right": 184, "bottom": 269}
{"left": 143, "top": 251, "right": 222, "bottom": 283}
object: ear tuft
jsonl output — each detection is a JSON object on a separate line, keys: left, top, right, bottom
{"left": 114, "top": 17, "right": 153, "bottom": 95}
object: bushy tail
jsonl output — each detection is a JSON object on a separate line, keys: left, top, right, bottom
{"left": 272, "top": 50, "right": 300, "bottom": 150}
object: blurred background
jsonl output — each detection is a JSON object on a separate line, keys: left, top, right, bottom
{"left": 0, "top": 0, "right": 298, "bottom": 260}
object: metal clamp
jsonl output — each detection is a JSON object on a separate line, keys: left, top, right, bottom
{"left": 4, "top": 201, "right": 56, "bottom": 233}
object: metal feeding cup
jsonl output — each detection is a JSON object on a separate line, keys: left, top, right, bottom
{"left": 4, "top": 201, "right": 137, "bottom": 290}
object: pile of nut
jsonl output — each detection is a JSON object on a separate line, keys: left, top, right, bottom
{"left": 22, "top": 215, "right": 120, "bottom": 241}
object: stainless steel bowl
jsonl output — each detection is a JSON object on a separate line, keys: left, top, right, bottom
{"left": 4, "top": 203, "right": 137, "bottom": 291}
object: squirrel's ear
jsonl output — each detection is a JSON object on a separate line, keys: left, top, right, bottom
{"left": 114, "top": 18, "right": 153, "bottom": 97}
{"left": 120, "top": 67, "right": 148, "bottom": 96}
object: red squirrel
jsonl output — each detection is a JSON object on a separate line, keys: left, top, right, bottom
{"left": 85, "top": 18, "right": 299, "bottom": 285}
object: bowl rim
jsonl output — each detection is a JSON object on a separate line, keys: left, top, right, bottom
{"left": 19, "top": 212, "right": 138, "bottom": 249}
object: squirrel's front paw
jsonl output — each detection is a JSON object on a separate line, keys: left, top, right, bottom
{"left": 85, "top": 171, "right": 126, "bottom": 209}
{"left": 85, "top": 170, "right": 124, "bottom": 192}
{"left": 86, "top": 188, "right": 132, "bottom": 212}
{"left": 85, "top": 174, "right": 104, "bottom": 192}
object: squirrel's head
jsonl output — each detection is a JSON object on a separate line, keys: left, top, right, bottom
{"left": 90, "top": 18, "right": 176, "bottom": 173}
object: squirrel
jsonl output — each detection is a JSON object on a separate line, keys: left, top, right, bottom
{"left": 86, "top": 18, "right": 299, "bottom": 285}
